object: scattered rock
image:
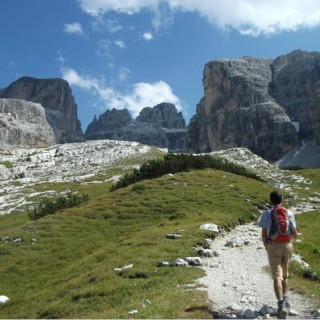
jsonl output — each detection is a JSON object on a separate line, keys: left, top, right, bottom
{"left": 292, "top": 253, "right": 310, "bottom": 269}
{"left": 157, "top": 261, "right": 170, "bottom": 267}
{"left": 185, "top": 257, "right": 202, "bottom": 266}
{"left": 114, "top": 264, "right": 133, "bottom": 272}
{"left": 258, "top": 304, "right": 277, "bottom": 316}
{"left": 173, "top": 258, "right": 188, "bottom": 267}
{"left": 197, "top": 248, "right": 213, "bottom": 257}
{"left": 128, "top": 309, "right": 138, "bottom": 315}
{"left": 237, "top": 308, "right": 257, "bottom": 319}
{"left": 165, "top": 234, "right": 182, "bottom": 239}
{"left": 0, "top": 295, "right": 9, "bottom": 304}
{"left": 144, "top": 299, "right": 151, "bottom": 305}
{"left": 312, "top": 309, "right": 320, "bottom": 319}
{"left": 199, "top": 223, "right": 219, "bottom": 233}
{"left": 288, "top": 308, "right": 299, "bottom": 316}
{"left": 225, "top": 236, "right": 250, "bottom": 248}
{"left": 204, "top": 238, "right": 213, "bottom": 247}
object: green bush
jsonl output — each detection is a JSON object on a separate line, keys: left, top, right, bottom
{"left": 28, "top": 192, "right": 89, "bottom": 220}
{"left": 132, "top": 183, "right": 146, "bottom": 194}
{"left": 110, "top": 153, "right": 264, "bottom": 191}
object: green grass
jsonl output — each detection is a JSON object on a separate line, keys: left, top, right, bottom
{"left": 283, "top": 169, "right": 320, "bottom": 307}
{"left": 0, "top": 166, "right": 319, "bottom": 318}
{"left": 0, "top": 160, "right": 13, "bottom": 169}
{"left": 289, "top": 210, "right": 320, "bottom": 307}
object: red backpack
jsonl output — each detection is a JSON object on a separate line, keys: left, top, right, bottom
{"left": 269, "top": 206, "right": 294, "bottom": 242}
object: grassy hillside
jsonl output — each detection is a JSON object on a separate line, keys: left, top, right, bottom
{"left": 288, "top": 169, "right": 320, "bottom": 304}
{"left": 0, "top": 161, "right": 319, "bottom": 318}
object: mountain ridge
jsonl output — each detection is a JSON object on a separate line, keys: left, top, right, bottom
{"left": 1, "top": 49, "right": 320, "bottom": 167}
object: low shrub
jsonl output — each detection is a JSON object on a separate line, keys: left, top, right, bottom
{"left": 110, "top": 153, "right": 264, "bottom": 191}
{"left": 28, "top": 192, "right": 89, "bottom": 220}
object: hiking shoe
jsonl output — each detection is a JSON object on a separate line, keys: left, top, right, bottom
{"left": 277, "top": 300, "right": 287, "bottom": 319}
{"left": 283, "top": 294, "right": 290, "bottom": 312}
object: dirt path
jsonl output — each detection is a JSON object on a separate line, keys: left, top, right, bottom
{"left": 198, "top": 223, "right": 316, "bottom": 319}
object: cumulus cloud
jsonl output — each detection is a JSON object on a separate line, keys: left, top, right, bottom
{"left": 61, "top": 66, "right": 183, "bottom": 117}
{"left": 142, "top": 32, "right": 153, "bottom": 40}
{"left": 77, "top": 0, "right": 320, "bottom": 36}
{"left": 62, "top": 67, "right": 99, "bottom": 91}
{"left": 64, "top": 22, "right": 84, "bottom": 35}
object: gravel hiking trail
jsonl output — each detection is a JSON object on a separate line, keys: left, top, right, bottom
{"left": 199, "top": 222, "right": 316, "bottom": 319}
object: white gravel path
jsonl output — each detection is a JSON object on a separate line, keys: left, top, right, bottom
{"left": 199, "top": 223, "right": 316, "bottom": 319}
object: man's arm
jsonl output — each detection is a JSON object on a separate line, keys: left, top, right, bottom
{"left": 261, "top": 228, "right": 268, "bottom": 250}
{"left": 292, "top": 227, "right": 298, "bottom": 240}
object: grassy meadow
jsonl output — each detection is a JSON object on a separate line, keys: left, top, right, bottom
{"left": 0, "top": 158, "right": 319, "bottom": 318}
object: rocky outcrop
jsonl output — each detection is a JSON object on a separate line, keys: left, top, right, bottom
{"left": 137, "top": 103, "right": 187, "bottom": 152}
{"left": 0, "top": 98, "right": 55, "bottom": 147}
{"left": 0, "top": 77, "right": 84, "bottom": 143}
{"left": 85, "top": 103, "right": 187, "bottom": 152}
{"left": 0, "top": 139, "right": 163, "bottom": 215}
{"left": 136, "top": 103, "right": 186, "bottom": 129}
{"left": 187, "top": 50, "right": 320, "bottom": 163}
{"left": 85, "top": 108, "right": 132, "bottom": 140}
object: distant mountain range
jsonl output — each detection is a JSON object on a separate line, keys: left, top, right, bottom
{"left": 0, "top": 49, "right": 319, "bottom": 168}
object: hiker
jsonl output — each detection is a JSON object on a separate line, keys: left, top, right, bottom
{"left": 258, "top": 190, "right": 298, "bottom": 319}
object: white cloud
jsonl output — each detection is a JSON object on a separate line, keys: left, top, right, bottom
{"left": 115, "top": 40, "right": 126, "bottom": 49}
{"left": 77, "top": 0, "right": 320, "bottom": 36}
{"left": 61, "top": 67, "right": 99, "bottom": 91}
{"left": 61, "top": 66, "right": 182, "bottom": 118}
{"left": 64, "top": 22, "right": 84, "bottom": 35}
{"left": 142, "top": 32, "right": 153, "bottom": 40}
{"left": 57, "top": 50, "right": 65, "bottom": 65}
{"left": 78, "top": 0, "right": 159, "bottom": 16}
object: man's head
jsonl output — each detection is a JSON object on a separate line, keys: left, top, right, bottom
{"left": 270, "top": 190, "right": 283, "bottom": 205}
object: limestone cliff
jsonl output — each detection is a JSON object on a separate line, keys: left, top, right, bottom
{"left": 0, "top": 77, "right": 84, "bottom": 143}
{"left": 85, "top": 103, "right": 186, "bottom": 152}
{"left": 0, "top": 98, "right": 55, "bottom": 147}
{"left": 187, "top": 50, "right": 320, "bottom": 162}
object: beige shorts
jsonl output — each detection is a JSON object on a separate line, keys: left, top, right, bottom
{"left": 267, "top": 241, "right": 293, "bottom": 280}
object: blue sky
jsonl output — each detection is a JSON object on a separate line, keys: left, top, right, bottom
{"left": 1, "top": 0, "right": 320, "bottom": 131}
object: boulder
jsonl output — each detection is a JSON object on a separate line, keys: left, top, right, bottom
{"left": 199, "top": 223, "right": 219, "bottom": 233}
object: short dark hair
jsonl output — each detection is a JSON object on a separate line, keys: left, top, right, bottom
{"left": 270, "top": 190, "right": 283, "bottom": 205}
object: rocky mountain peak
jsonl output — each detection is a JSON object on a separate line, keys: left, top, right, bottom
{"left": 136, "top": 102, "right": 186, "bottom": 129}
{"left": 187, "top": 49, "right": 320, "bottom": 165}
{"left": 0, "top": 77, "right": 84, "bottom": 144}
{"left": 85, "top": 103, "right": 187, "bottom": 152}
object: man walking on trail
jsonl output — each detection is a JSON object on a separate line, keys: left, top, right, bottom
{"left": 258, "top": 190, "right": 298, "bottom": 319}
